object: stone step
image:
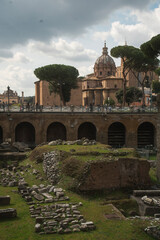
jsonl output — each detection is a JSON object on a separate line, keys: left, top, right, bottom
{"left": 133, "top": 190, "right": 160, "bottom": 197}
{"left": 0, "top": 152, "right": 26, "bottom": 161}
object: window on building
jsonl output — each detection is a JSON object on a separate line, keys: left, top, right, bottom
{"left": 114, "top": 84, "right": 117, "bottom": 88}
{"left": 100, "top": 71, "right": 102, "bottom": 75}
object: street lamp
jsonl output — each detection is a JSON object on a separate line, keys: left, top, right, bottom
{"left": 7, "top": 86, "right": 10, "bottom": 112}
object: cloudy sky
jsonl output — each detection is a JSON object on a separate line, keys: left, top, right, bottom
{"left": 0, "top": 0, "right": 159, "bottom": 96}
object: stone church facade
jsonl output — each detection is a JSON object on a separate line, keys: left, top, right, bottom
{"left": 82, "top": 42, "right": 123, "bottom": 106}
{"left": 0, "top": 88, "right": 19, "bottom": 104}
{"left": 34, "top": 43, "right": 158, "bottom": 106}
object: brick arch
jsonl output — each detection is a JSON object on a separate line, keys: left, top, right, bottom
{"left": 0, "top": 126, "right": 3, "bottom": 143}
{"left": 78, "top": 122, "right": 96, "bottom": 140}
{"left": 47, "top": 122, "right": 67, "bottom": 141}
{"left": 15, "top": 122, "right": 35, "bottom": 146}
{"left": 108, "top": 122, "right": 126, "bottom": 147}
{"left": 137, "top": 121, "right": 156, "bottom": 148}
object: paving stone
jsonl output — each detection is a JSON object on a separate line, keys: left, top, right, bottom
{"left": 33, "top": 193, "right": 44, "bottom": 201}
{"left": 42, "top": 193, "right": 53, "bottom": 198}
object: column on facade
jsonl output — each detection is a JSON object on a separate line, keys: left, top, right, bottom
{"left": 95, "top": 90, "right": 103, "bottom": 106}
{"left": 103, "top": 90, "right": 109, "bottom": 105}
{"left": 88, "top": 90, "right": 94, "bottom": 105}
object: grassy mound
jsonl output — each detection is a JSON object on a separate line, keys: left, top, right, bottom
{"left": 29, "top": 144, "right": 144, "bottom": 191}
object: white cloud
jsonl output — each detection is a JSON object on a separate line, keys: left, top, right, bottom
{"left": 130, "top": 5, "right": 160, "bottom": 38}
{"left": 93, "top": 4, "right": 160, "bottom": 47}
{"left": 78, "top": 65, "right": 94, "bottom": 76}
{"left": 0, "top": 65, "right": 34, "bottom": 96}
{"left": 0, "top": 51, "right": 31, "bottom": 64}
{"left": 28, "top": 38, "right": 98, "bottom": 62}
{"left": 13, "top": 52, "right": 31, "bottom": 64}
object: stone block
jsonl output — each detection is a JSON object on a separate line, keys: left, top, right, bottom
{"left": 35, "top": 223, "right": 41, "bottom": 233}
{"left": 0, "top": 208, "right": 17, "bottom": 218}
{"left": 0, "top": 196, "right": 10, "bottom": 205}
{"left": 42, "top": 193, "right": 53, "bottom": 198}
{"left": 33, "top": 193, "right": 44, "bottom": 201}
{"left": 133, "top": 190, "right": 160, "bottom": 197}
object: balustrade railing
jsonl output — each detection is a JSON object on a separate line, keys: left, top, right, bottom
{"left": 0, "top": 104, "right": 158, "bottom": 113}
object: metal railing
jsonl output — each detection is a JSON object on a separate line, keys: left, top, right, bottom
{"left": 0, "top": 105, "right": 158, "bottom": 113}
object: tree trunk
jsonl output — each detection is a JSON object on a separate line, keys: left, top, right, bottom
{"left": 59, "top": 85, "right": 66, "bottom": 106}
{"left": 123, "top": 79, "right": 126, "bottom": 107}
{"left": 122, "top": 66, "right": 126, "bottom": 107}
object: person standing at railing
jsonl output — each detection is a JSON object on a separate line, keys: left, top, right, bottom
{"left": 2, "top": 102, "right": 5, "bottom": 112}
{"left": 36, "top": 102, "right": 38, "bottom": 112}
{"left": 26, "top": 102, "right": 30, "bottom": 111}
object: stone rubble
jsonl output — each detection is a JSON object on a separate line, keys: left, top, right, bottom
{"left": 18, "top": 183, "right": 69, "bottom": 204}
{"left": 17, "top": 182, "right": 96, "bottom": 234}
{"left": 29, "top": 203, "right": 95, "bottom": 234}
{"left": 43, "top": 151, "right": 61, "bottom": 184}
{"left": 48, "top": 139, "right": 97, "bottom": 146}
{"left": 0, "top": 146, "right": 96, "bottom": 235}
{"left": 145, "top": 225, "right": 160, "bottom": 239}
{"left": 141, "top": 195, "right": 160, "bottom": 207}
{"left": 0, "top": 164, "right": 44, "bottom": 187}
{"left": 0, "top": 169, "right": 20, "bottom": 187}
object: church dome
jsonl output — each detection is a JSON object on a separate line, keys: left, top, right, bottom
{"left": 95, "top": 54, "right": 115, "bottom": 66}
{"left": 94, "top": 42, "right": 116, "bottom": 78}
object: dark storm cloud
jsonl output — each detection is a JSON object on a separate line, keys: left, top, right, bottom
{"left": 0, "top": 0, "right": 153, "bottom": 47}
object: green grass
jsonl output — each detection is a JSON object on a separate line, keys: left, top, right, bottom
{"left": 0, "top": 145, "right": 156, "bottom": 240}
{"left": 149, "top": 154, "right": 157, "bottom": 160}
{"left": 0, "top": 185, "right": 154, "bottom": 240}
{"left": 29, "top": 144, "right": 136, "bottom": 162}
{"left": 149, "top": 167, "right": 160, "bottom": 185}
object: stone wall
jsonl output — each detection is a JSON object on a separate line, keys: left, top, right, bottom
{"left": 78, "top": 158, "right": 150, "bottom": 191}
{"left": 0, "top": 112, "right": 157, "bottom": 147}
{"left": 42, "top": 151, "right": 150, "bottom": 191}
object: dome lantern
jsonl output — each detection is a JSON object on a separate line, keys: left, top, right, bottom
{"left": 94, "top": 42, "right": 116, "bottom": 78}
{"left": 102, "top": 41, "right": 108, "bottom": 55}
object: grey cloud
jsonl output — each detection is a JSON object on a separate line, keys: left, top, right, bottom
{"left": 0, "top": 0, "right": 153, "bottom": 47}
{"left": 0, "top": 49, "right": 13, "bottom": 58}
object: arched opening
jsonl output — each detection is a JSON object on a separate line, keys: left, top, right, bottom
{"left": 0, "top": 126, "right": 3, "bottom": 143}
{"left": 137, "top": 122, "right": 155, "bottom": 148}
{"left": 15, "top": 122, "right": 35, "bottom": 146}
{"left": 47, "top": 122, "right": 66, "bottom": 142}
{"left": 108, "top": 122, "right": 125, "bottom": 148}
{"left": 78, "top": 122, "right": 96, "bottom": 140}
